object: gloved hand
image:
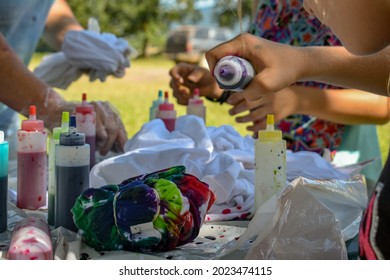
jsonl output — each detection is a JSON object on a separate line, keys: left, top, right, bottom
{"left": 33, "top": 88, "right": 128, "bottom": 155}
{"left": 33, "top": 30, "right": 137, "bottom": 89}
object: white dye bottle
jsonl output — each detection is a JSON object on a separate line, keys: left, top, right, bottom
{"left": 254, "top": 114, "right": 286, "bottom": 211}
{"left": 213, "top": 55, "right": 255, "bottom": 92}
{"left": 187, "top": 88, "right": 206, "bottom": 123}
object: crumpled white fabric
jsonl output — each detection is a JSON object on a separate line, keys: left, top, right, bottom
{"left": 90, "top": 115, "right": 353, "bottom": 222}
{"left": 33, "top": 30, "right": 137, "bottom": 89}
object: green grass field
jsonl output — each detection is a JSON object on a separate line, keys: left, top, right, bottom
{"left": 30, "top": 54, "right": 389, "bottom": 165}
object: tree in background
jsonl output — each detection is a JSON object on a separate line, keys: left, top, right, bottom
{"left": 67, "top": 0, "right": 199, "bottom": 57}
{"left": 38, "top": 0, "right": 248, "bottom": 56}
{"left": 214, "top": 0, "right": 253, "bottom": 31}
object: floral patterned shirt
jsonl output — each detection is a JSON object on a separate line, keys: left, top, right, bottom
{"left": 249, "top": 0, "right": 344, "bottom": 155}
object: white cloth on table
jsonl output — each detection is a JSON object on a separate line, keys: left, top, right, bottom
{"left": 90, "top": 115, "right": 351, "bottom": 222}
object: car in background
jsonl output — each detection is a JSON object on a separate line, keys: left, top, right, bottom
{"left": 165, "top": 25, "right": 234, "bottom": 67}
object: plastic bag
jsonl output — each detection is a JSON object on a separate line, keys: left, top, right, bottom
{"left": 220, "top": 175, "right": 367, "bottom": 260}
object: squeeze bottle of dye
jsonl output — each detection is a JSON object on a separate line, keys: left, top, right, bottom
{"left": 187, "top": 88, "right": 206, "bottom": 123}
{"left": 254, "top": 114, "right": 286, "bottom": 211}
{"left": 55, "top": 127, "right": 90, "bottom": 232}
{"left": 7, "top": 217, "right": 53, "bottom": 260}
{"left": 214, "top": 55, "right": 255, "bottom": 92}
{"left": 75, "top": 93, "right": 96, "bottom": 168}
{"left": 0, "top": 131, "right": 9, "bottom": 233}
{"left": 47, "top": 111, "right": 69, "bottom": 225}
{"left": 149, "top": 89, "right": 164, "bottom": 121}
{"left": 17, "top": 105, "right": 47, "bottom": 210}
{"left": 156, "top": 91, "right": 176, "bottom": 132}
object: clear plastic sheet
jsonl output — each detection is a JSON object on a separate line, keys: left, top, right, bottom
{"left": 219, "top": 175, "right": 367, "bottom": 260}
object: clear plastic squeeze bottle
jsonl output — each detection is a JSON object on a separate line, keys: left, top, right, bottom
{"left": 75, "top": 93, "right": 96, "bottom": 168}
{"left": 254, "top": 114, "right": 286, "bottom": 211}
{"left": 48, "top": 111, "right": 69, "bottom": 225}
{"left": 156, "top": 91, "right": 176, "bottom": 132}
{"left": 17, "top": 105, "right": 47, "bottom": 210}
{"left": 214, "top": 55, "right": 255, "bottom": 92}
{"left": 187, "top": 88, "right": 206, "bottom": 123}
{"left": 149, "top": 89, "right": 164, "bottom": 121}
{"left": 0, "top": 131, "right": 9, "bottom": 232}
{"left": 55, "top": 128, "right": 90, "bottom": 232}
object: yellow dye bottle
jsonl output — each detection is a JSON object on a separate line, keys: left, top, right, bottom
{"left": 254, "top": 114, "right": 287, "bottom": 211}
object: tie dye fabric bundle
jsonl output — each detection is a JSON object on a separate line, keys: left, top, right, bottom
{"left": 71, "top": 166, "right": 215, "bottom": 252}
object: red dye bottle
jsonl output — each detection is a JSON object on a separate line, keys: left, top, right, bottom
{"left": 17, "top": 105, "right": 47, "bottom": 210}
{"left": 75, "top": 93, "right": 96, "bottom": 168}
{"left": 156, "top": 91, "right": 176, "bottom": 132}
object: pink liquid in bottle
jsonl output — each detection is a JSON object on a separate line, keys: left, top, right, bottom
{"left": 156, "top": 91, "right": 176, "bottom": 132}
{"left": 7, "top": 217, "right": 53, "bottom": 260}
{"left": 17, "top": 105, "right": 47, "bottom": 210}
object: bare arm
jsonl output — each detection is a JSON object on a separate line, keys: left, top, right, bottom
{"left": 206, "top": 34, "right": 390, "bottom": 99}
{"left": 0, "top": 33, "right": 128, "bottom": 154}
{"left": 0, "top": 33, "right": 65, "bottom": 122}
{"left": 294, "top": 86, "right": 390, "bottom": 125}
{"left": 228, "top": 85, "right": 390, "bottom": 134}
{"left": 42, "top": 0, "right": 83, "bottom": 50}
{"left": 300, "top": 46, "right": 390, "bottom": 96}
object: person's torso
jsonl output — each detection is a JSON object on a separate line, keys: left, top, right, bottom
{"left": 0, "top": 0, "right": 54, "bottom": 65}
{"left": 250, "top": 0, "right": 348, "bottom": 156}
{"left": 359, "top": 149, "right": 390, "bottom": 259}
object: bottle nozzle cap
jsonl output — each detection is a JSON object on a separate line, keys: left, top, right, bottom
{"left": 76, "top": 93, "right": 94, "bottom": 114}
{"left": 266, "top": 114, "right": 274, "bottom": 126}
{"left": 69, "top": 115, "right": 77, "bottom": 128}
{"left": 22, "top": 105, "right": 44, "bottom": 131}
{"left": 189, "top": 88, "right": 204, "bottom": 105}
{"left": 29, "top": 105, "right": 36, "bottom": 118}
{"left": 194, "top": 88, "right": 200, "bottom": 97}
{"left": 0, "top": 131, "right": 4, "bottom": 143}
{"left": 258, "top": 114, "right": 282, "bottom": 141}
{"left": 61, "top": 112, "right": 70, "bottom": 124}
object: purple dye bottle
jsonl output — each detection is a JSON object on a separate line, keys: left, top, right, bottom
{"left": 75, "top": 93, "right": 96, "bottom": 168}
{"left": 213, "top": 55, "right": 255, "bottom": 92}
{"left": 0, "top": 131, "right": 8, "bottom": 232}
{"left": 17, "top": 105, "right": 47, "bottom": 210}
{"left": 55, "top": 123, "right": 90, "bottom": 232}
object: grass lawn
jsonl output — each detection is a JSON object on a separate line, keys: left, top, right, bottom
{"left": 30, "top": 53, "right": 389, "bottom": 165}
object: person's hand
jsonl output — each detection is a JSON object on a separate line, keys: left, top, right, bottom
{"left": 37, "top": 90, "right": 127, "bottom": 155}
{"left": 226, "top": 86, "right": 301, "bottom": 137}
{"left": 90, "top": 101, "right": 128, "bottom": 155}
{"left": 169, "top": 62, "right": 223, "bottom": 105}
{"left": 205, "top": 33, "right": 307, "bottom": 102}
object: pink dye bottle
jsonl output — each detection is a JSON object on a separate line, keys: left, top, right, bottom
{"left": 187, "top": 88, "right": 206, "bottom": 123}
{"left": 17, "top": 105, "right": 47, "bottom": 210}
{"left": 156, "top": 91, "right": 176, "bottom": 132}
{"left": 75, "top": 93, "right": 96, "bottom": 168}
